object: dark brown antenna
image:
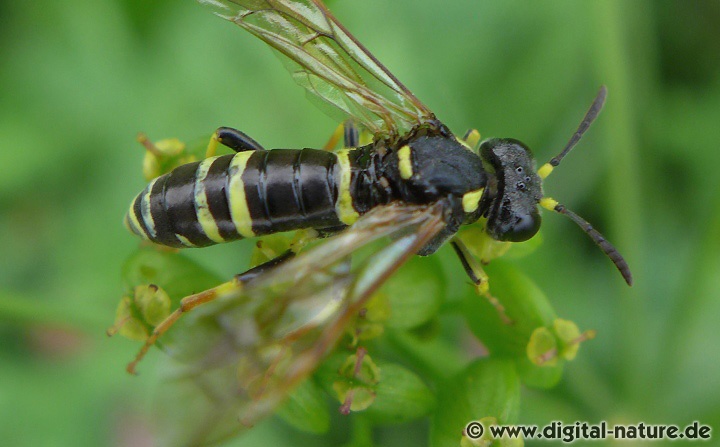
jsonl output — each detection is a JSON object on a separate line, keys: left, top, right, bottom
{"left": 536, "top": 85, "right": 631, "bottom": 285}
{"left": 540, "top": 198, "right": 632, "bottom": 286}
{"left": 538, "top": 86, "right": 607, "bottom": 179}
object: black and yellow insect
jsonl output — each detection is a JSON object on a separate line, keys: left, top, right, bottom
{"left": 119, "top": 0, "right": 632, "bottom": 439}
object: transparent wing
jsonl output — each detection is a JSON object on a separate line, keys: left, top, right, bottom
{"left": 152, "top": 202, "right": 446, "bottom": 446}
{"left": 198, "top": 0, "right": 436, "bottom": 140}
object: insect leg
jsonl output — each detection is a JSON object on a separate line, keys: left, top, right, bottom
{"left": 125, "top": 250, "right": 295, "bottom": 374}
{"left": 343, "top": 120, "right": 359, "bottom": 148}
{"left": 322, "top": 122, "right": 345, "bottom": 151}
{"left": 125, "top": 281, "right": 237, "bottom": 374}
{"left": 450, "top": 238, "right": 512, "bottom": 324}
{"left": 235, "top": 249, "right": 295, "bottom": 282}
{"left": 322, "top": 120, "right": 359, "bottom": 151}
{"left": 462, "top": 128, "right": 481, "bottom": 150}
{"left": 205, "top": 127, "right": 266, "bottom": 158}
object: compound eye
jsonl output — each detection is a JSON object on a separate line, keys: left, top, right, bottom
{"left": 499, "top": 211, "right": 541, "bottom": 242}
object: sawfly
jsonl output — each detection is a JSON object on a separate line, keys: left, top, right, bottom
{"left": 116, "top": 0, "right": 632, "bottom": 444}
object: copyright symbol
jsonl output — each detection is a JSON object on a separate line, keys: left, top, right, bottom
{"left": 465, "top": 421, "right": 484, "bottom": 439}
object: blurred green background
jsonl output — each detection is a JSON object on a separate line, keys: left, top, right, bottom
{"left": 1, "top": 0, "right": 719, "bottom": 446}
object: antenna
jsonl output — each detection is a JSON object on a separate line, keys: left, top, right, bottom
{"left": 538, "top": 86, "right": 608, "bottom": 179}
{"left": 535, "top": 86, "right": 631, "bottom": 285}
{"left": 540, "top": 198, "right": 632, "bottom": 286}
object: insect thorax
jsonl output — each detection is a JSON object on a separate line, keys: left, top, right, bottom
{"left": 341, "top": 134, "right": 488, "bottom": 255}
{"left": 348, "top": 135, "right": 486, "bottom": 211}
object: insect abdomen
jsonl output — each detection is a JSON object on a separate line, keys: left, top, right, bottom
{"left": 125, "top": 149, "right": 347, "bottom": 248}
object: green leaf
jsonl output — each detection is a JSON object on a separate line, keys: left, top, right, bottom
{"left": 276, "top": 378, "right": 331, "bottom": 434}
{"left": 462, "top": 261, "right": 556, "bottom": 358}
{"left": 462, "top": 262, "right": 581, "bottom": 388}
{"left": 384, "top": 255, "right": 446, "bottom": 329}
{"left": 431, "top": 359, "right": 521, "bottom": 447}
{"left": 364, "top": 361, "right": 436, "bottom": 425}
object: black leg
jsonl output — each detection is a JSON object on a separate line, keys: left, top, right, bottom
{"left": 343, "top": 120, "right": 359, "bottom": 148}
{"left": 235, "top": 249, "right": 295, "bottom": 283}
{"left": 216, "top": 126, "right": 266, "bottom": 152}
{"left": 323, "top": 120, "right": 361, "bottom": 151}
{"left": 451, "top": 238, "right": 511, "bottom": 324}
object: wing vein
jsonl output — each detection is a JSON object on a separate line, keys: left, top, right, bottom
{"left": 199, "top": 0, "right": 436, "bottom": 139}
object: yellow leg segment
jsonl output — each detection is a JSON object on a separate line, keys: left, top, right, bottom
{"left": 451, "top": 238, "right": 512, "bottom": 324}
{"left": 124, "top": 236, "right": 310, "bottom": 375}
{"left": 205, "top": 131, "right": 221, "bottom": 158}
{"left": 462, "top": 128, "right": 482, "bottom": 151}
{"left": 323, "top": 122, "right": 346, "bottom": 151}
{"left": 323, "top": 120, "right": 361, "bottom": 151}
{"left": 125, "top": 279, "right": 241, "bottom": 374}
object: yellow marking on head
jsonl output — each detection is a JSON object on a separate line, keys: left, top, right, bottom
{"left": 464, "top": 129, "right": 481, "bottom": 150}
{"left": 398, "top": 145, "right": 413, "bottom": 180}
{"left": 540, "top": 197, "right": 559, "bottom": 211}
{"left": 194, "top": 156, "right": 225, "bottom": 243}
{"left": 538, "top": 163, "right": 554, "bottom": 179}
{"left": 140, "top": 178, "right": 158, "bottom": 239}
{"left": 335, "top": 149, "right": 360, "bottom": 225}
{"left": 462, "top": 188, "right": 484, "bottom": 213}
{"left": 227, "top": 151, "right": 256, "bottom": 238}
{"left": 175, "top": 234, "right": 196, "bottom": 247}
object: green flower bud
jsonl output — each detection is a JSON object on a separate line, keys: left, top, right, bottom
{"left": 527, "top": 326, "right": 558, "bottom": 367}
{"left": 117, "top": 248, "right": 227, "bottom": 353}
{"left": 111, "top": 295, "right": 147, "bottom": 341}
{"left": 134, "top": 284, "right": 171, "bottom": 327}
{"left": 109, "top": 285, "right": 171, "bottom": 341}
{"left": 140, "top": 137, "right": 196, "bottom": 180}
{"left": 332, "top": 349, "right": 381, "bottom": 413}
{"left": 122, "top": 247, "right": 222, "bottom": 302}
{"left": 461, "top": 262, "right": 597, "bottom": 388}
{"left": 521, "top": 319, "right": 595, "bottom": 388}
{"left": 554, "top": 318, "right": 595, "bottom": 361}
{"left": 462, "top": 261, "right": 556, "bottom": 359}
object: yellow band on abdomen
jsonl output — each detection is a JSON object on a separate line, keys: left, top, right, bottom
{"left": 227, "top": 152, "right": 256, "bottom": 238}
{"left": 194, "top": 156, "right": 225, "bottom": 243}
{"left": 140, "top": 177, "right": 158, "bottom": 239}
